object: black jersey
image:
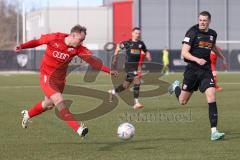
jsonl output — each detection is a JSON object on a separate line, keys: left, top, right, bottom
{"left": 182, "top": 24, "right": 217, "bottom": 68}
{"left": 120, "top": 39, "right": 147, "bottom": 63}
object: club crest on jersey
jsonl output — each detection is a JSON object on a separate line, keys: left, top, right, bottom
{"left": 210, "top": 36, "right": 213, "bottom": 41}
{"left": 67, "top": 48, "right": 74, "bottom": 52}
{"left": 53, "top": 51, "right": 70, "bottom": 60}
{"left": 139, "top": 44, "right": 142, "bottom": 48}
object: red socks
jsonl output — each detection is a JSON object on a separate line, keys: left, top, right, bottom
{"left": 28, "top": 101, "right": 80, "bottom": 132}
{"left": 59, "top": 108, "right": 80, "bottom": 132}
{"left": 28, "top": 102, "right": 47, "bottom": 118}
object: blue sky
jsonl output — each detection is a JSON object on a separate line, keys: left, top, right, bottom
{"left": 22, "top": 0, "right": 103, "bottom": 11}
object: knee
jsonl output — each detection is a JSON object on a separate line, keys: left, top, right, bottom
{"left": 46, "top": 104, "right": 55, "bottom": 110}
{"left": 133, "top": 84, "right": 140, "bottom": 90}
{"left": 134, "top": 77, "right": 141, "bottom": 85}
{"left": 207, "top": 93, "right": 216, "bottom": 102}
{"left": 123, "top": 83, "right": 130, "bottom": 89}
{"left": 51, "top": 94, "right": 64, "bottom": 106}
{"left": 42, "top": 100, "right": 54, "bottom": 110}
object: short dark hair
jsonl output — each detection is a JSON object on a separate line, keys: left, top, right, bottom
{"left": 71, "top": 25, "right": 87, "bottom": 35}
{"left": 199, "top": 11, "right": 211, "bottom": 20}
{"left": 132, "top": 27, "right": 141, "bottom": 32}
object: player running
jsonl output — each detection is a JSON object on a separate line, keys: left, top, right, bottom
{"left": 210, "top": 46, "right": 227, "bottom": 91}
{"left": 168, "top": 11, "right": 225, "bottom": 140}
{"left": 15, "top": 25, "right": 117, "bottom": 138}
{"left": 108, "top": 27, "right": 151, "bottom": 109}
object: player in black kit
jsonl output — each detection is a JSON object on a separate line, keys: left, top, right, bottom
{"left": 168, "top": 11, "right": 225, "bottom": 140}
{"left": 108, "top": 27, "right": 151, "bottom": 109}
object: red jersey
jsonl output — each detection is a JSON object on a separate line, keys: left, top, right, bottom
{"left": 20, "top": 33, "right": 110, "bottom": 80}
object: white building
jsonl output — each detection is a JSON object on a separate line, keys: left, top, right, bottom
{"left": 25, "top": 6, "right": 113, "bottom": 50}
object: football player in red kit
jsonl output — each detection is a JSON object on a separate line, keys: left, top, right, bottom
{"left": 15, "top": 25, "right": 117, "bottom": 138}
{"left": 210, "top": 46, "right": 227, "bottom": 91}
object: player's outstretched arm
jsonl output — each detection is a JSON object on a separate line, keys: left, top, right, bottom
{"left": 14, "top": 39, "right": 43, "bottom": 53}
{"left": 145, "top": 51, "right": 152, "bottom": 61}
{"left": 79, "top": 48, "right": 118, "bottom": 77}
{"left": 111, "top": 44, "right": 121, "bottom": 70}
{"left": 182, "top": 43, "right": 206, "bottom": 65}
{"left": 14, "top": 34, "right": 55, "bottom": 53}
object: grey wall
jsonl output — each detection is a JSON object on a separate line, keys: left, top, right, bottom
{"left": 25, "top": 0, "right": 240, "bottom": 51}
{"left": 139, "top": 0, "right": 240, "bottom": 50}
{"left": 26, "top": 7, "right": 113, "bottom": 50}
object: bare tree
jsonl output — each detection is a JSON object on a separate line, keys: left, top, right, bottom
{"left": 0, "top": 0, "right": 22, "bottom": 50}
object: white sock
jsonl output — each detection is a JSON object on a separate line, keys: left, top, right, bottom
{"left": 211, "top": 127, "right": 217, "bottom": 134}
{"left": 109, "top": 89, "right": 116, "bottom": 95}
{"left": 23, "top": 110, "right": 30, "bottom": 119}
{"left": 112, "top": 89, "right": 116, "bottom": 95}
{"left": 134, "top": 98, "right": 139, "bottom": 104}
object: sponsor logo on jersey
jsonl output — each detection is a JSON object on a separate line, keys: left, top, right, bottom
{"left": 52, "top": 51, "right": 70, "bottom": 60}
{"left": 199, "top": 41, "right": 213, "bottom": 49}
{"left": 130, "top": 49, "right": 141, "bottom": 54}
{"left": 67, "top": 48, "right": 74, "bottom": 52}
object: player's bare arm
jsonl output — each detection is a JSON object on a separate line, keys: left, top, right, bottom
{"left": 112, "top": 44, "right": 121, "bottom": 68}
{"left": 181, "top": 43, "right": 206, "bottom": 65}
{"left": 145, "top": 51, "right": 152, "bottom": 61}
{"left": 14, "top": 38, "right": 44, "bottom": 53}
{"left": 110, "top": 44, "right": 121, "bottom": 76}
{"left": 80, "top": 49, "right": 118, "bottom": 77}
{"left": 181, "top": 43, "right": 207, "bottom": 65}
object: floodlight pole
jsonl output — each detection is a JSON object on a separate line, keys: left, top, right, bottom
{"left": 138, "top": 0, "right": 141, "bottom": 29}
{"left": 22, "top": 0, "right": 26, "bottom": 43}
{"left": 77, "top": 0, "right": 79, "bottom": 24}
{"left": 17, "top": 0, "right": 20, "bottom": 45}
{"left": 166, "top": 0, "right": 170, "bottom": 49}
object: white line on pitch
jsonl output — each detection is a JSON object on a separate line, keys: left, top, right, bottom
{"left": 0, "top": 82, "right": 239, "bottom": 89}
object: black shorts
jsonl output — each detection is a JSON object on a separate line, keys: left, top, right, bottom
{"left": 125, "top": 63, "right": 138, "bottom": 82}
{"left": 182, "top": 64, "right": 215, "bottom": 93}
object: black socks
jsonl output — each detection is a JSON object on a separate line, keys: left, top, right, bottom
{"left": 208, "top": 102, "right": 218, "bottom": 128}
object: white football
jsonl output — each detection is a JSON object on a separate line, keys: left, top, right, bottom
{"left": 117, "top": 123, "right": 135, "bottom": 140}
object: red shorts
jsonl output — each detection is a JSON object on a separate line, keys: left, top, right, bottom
{"left": 211, "top": 62, "right": 216, "bottom": 71}
{"left": 210, "top": 52, "right": 217, "bottom": 72}
{"left": 40, "top": 73, "right": 65, "bottom": 97}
